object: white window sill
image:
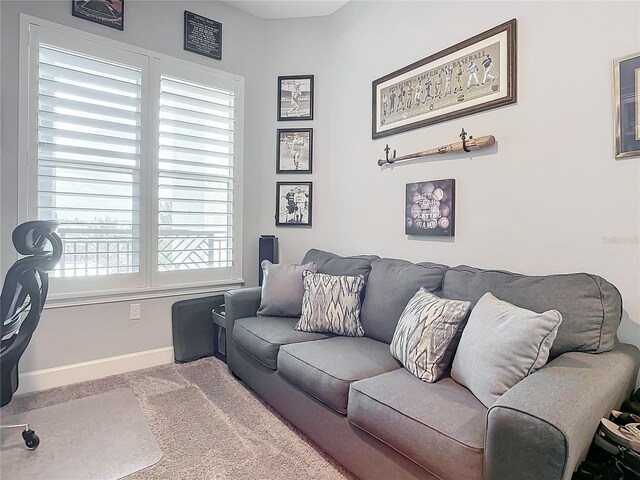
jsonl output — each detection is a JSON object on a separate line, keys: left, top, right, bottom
{"left": 45, "top": 279, "right": 245, "bottom": 309}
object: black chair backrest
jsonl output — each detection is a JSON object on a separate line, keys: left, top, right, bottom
{"left": 1, "top": 221, "right": 62, "bottom": 406}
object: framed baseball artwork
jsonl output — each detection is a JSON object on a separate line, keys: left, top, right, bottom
{"left": 275, "top": 182, "right": 313, "bottom": 227}
{"left": 276, "top": 128, "right": 313, "bottom": 173}
{"left": 614, "top": 52, "right": 640, "bottom": 158}
{"left": 72, "top": 0, "right": 124, "bottom": 30}
{"left": 372, "top": 19, "right": 517, "bottom": 139}
{"left": 278, "top": 75, "right": 314, "bottom": 121}
{"left": 406, "top": 179, "right": 455, "bottom": 237}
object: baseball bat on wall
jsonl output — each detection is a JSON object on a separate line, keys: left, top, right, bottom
{"left": 377, "top": 129, "right": 495, "bottom": 166}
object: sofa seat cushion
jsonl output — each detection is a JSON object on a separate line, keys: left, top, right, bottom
{"left": 348, "top": 369, "right": 486, "bottom": 480}
{"left": 278, "top": 337, "right": 401, "bottom": 414}
{"left": 233, "top": 316, "right": 331, "bottom": 370}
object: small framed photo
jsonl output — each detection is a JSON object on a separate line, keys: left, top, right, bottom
{"left": 614, "top": 52, "right": 640, "bottom": 158}
{"left": 406, "top": 179, "right": 455, "bottom": 237}
{"left": 278, "top": 75, "right": 314, "bottom": 121}
{"left": 276, "top": 128, "right": 313, "bottom": 173}
{"left": 72, "top": 0, "right": 124, "bottom": 31}
{"left": 276, "top": 182, "right": 312, "bottom": 227}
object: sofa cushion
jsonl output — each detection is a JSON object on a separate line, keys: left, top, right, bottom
{"left": 233, "top": 316, "right": 331, "bottom": 370}
{"left": 301, "top": 249, "right": 379, "bottom": 281}
{"left": 297, "top": 272, "right": 365, "bottom": 336}
{"left": 360, "top": 258, "right": 448, "bottom": 343}
{"left": 348, "top": 369, "right": 486, "bottom": 480}
{"left": 451, "top": 292, "right": 563, "bottom": 407}
{"left": 257, "top": 261, "right": 317, "bottom": 317}
{"left": 442, "top": 265, "right": 622, "bottom": 357}
{"left": 390, "top": 288, "right": 471, "bottom": 383}
{"left": 278, "top": 337, "right": 401, "bottom": 414}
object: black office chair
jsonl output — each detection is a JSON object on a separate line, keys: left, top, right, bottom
{"left": 0, "top": 220, "right": 62, "bottom": 449}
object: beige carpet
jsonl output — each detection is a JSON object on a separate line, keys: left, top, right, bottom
{"left": 2, "top": 358, "right": 354, "bottom": 480}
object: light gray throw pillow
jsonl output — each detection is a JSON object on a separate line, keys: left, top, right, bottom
{"left": 390, "top": 288, "right": 471, "bottom": 383}
{"left": 451, "top": 292, "right": 563, "bottom": 407}
{"left": 257, "top": 261, "right": 317, "bottom": 317}
{"left": 296, "top": 271, "right": 365, "bottom": 336}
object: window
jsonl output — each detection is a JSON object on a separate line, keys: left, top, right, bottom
{"left": 24, "top": 21, "right": 243, "bottom": 296}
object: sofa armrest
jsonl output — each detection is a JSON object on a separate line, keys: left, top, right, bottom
{"left": 224, "top": 287, "right": 262, "bottom": 333}
{"left": 484, "top": 342, "right": 640, "bottom": 480}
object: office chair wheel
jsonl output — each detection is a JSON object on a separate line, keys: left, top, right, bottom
{"left": 22, "top": 429, "right": 39, "bottom": 449}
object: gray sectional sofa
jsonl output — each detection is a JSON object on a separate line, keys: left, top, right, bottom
{"left": 224, "top": 249, "right": 640, "bottom": 480}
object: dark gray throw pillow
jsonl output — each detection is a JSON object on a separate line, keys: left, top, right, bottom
{"left": 257, "top": 261, "right": 317, "bottom": 317}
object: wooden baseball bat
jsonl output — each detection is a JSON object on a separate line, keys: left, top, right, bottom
{"left": 377, "top": 135, "right": 495, "bottom": 166}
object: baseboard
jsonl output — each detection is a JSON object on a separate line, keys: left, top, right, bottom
{"left": 16, "top": 346, "right": 175, "bottom": 395}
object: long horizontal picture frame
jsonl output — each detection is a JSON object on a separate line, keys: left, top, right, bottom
{"left": 372, "top": 19, "right": 517, "bottom": 139}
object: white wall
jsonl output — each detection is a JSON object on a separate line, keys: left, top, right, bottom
{"left": 257, "top": 2, "right": 640, "bottom": 354}
{"left": 0, "top": 0, "right": 266, "bottom": 374}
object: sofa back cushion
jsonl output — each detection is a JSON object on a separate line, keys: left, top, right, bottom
{"left": 441, "top": 265, "right": 622, "bottom": 357}
{"left": 360, "top": 258, "right": 448, "bottom": 344}
{"left": 301, "top": 249, "right": 379, "bottom": 281}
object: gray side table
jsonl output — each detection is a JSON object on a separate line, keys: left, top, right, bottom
{"left": 211, "top": 305, "right": 226, "bottom": 363}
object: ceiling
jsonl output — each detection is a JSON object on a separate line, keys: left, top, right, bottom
{"left": 222, "top": 1, "right": 349, "bottom": 19}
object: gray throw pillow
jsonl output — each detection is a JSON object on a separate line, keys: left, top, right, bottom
{"left": 390, "top": 288, "right": 471, "bottom": 383}
{"left": 451, "top": 292, "right": 563, "bottom": 407}
{"left": 295, "top": 271, "right": 365, "bottom": 336}
{"left": 257, "top": 261, "right": 317, "bottom": 317}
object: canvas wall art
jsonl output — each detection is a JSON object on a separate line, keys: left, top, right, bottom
{"left": 406, "top": 179, "right": 455, "bottom": 237}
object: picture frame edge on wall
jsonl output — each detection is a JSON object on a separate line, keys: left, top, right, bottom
{"left": 277, "top": 74, "right": 315, "bottom": 121}
{"left": 72, "top": 0, "right": 125, "bottom": 31}
{"left": 371, "top": 18, "right": 517, "bottom": 139}
{"left": 275, "top": 181, "right": 313, "bottom": 228}
{"left": 613, "top": 51, "right": 640, "bottom": 159}
{"left": 276, "top": 128, "right": 314, "bottom": 174}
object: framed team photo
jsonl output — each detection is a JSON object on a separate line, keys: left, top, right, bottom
{"left": 276, "top": 128, "right": 313, "bottom": 173}
{"left": 614, "top": 52, "right": 640, "bottom": 158}
{"left": 275, "top": 182, "right": 312, "bottom": 227}
{"left": 278, "top": 75, "right": 314, "bottom": 121}
{"left": 372, "top": 19, "right": 516, "bottom": 139}
{"left": 72, "top": 0, "right": 124, "bottom": 31}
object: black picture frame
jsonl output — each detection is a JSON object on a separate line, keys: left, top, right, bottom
{"left": 277, "top": 75, "right": 314, "bottom": 121}
{"left": 275, "top": 182, "right": 313, "bottom": 227}
{"left": 405, "top": 179, "right": 455, "bottom": 237}
{"left": 276, "top": 128, "right": 313, "bottom": 174}
{"left": 72, "top": 0, "right": 124, "bottom": 31}
{"left": 372, "top": 19, "right": 517, "bottom": 139}
{"left": 183, "top": 11, "right": 222, "bottom": 61}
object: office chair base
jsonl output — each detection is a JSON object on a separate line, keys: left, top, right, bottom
{"left": 1, "top": 423, "right": 40, "bottom": 449}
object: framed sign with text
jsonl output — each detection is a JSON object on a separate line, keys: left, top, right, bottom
{"left": 184, "top": 11, "right": 222, "bottom": 61}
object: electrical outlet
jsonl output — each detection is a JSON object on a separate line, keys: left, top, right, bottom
{"left": 130, "top": 303, "right": 141, "bottom": 320}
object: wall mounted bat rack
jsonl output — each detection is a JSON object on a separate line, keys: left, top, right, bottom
{"left": 377, "top": 128, "right": 495, "bottom": 166}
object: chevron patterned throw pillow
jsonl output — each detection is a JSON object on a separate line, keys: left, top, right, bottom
{"left": 390, "top": 288, "right": 471, "bottom": 382}
{"left": 295, "top": 271, "right": 365, "bottom": 336}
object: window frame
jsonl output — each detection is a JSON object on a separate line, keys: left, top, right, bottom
{"left": 19, "top": 15, "right": 244, "bottom": 302}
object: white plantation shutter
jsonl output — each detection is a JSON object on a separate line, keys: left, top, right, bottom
{"left": 36, "top": 43, "right": 144, "bottom": 282}
{"left": 156, "top": 73, "right": 236, "bottom": 276}
{"left": 25, "top": 22, "right": 243, "bottom": 296}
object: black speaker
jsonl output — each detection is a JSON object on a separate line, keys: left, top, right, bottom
{"left": 258, "top": 235, "right": 278, "bottom": 285}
